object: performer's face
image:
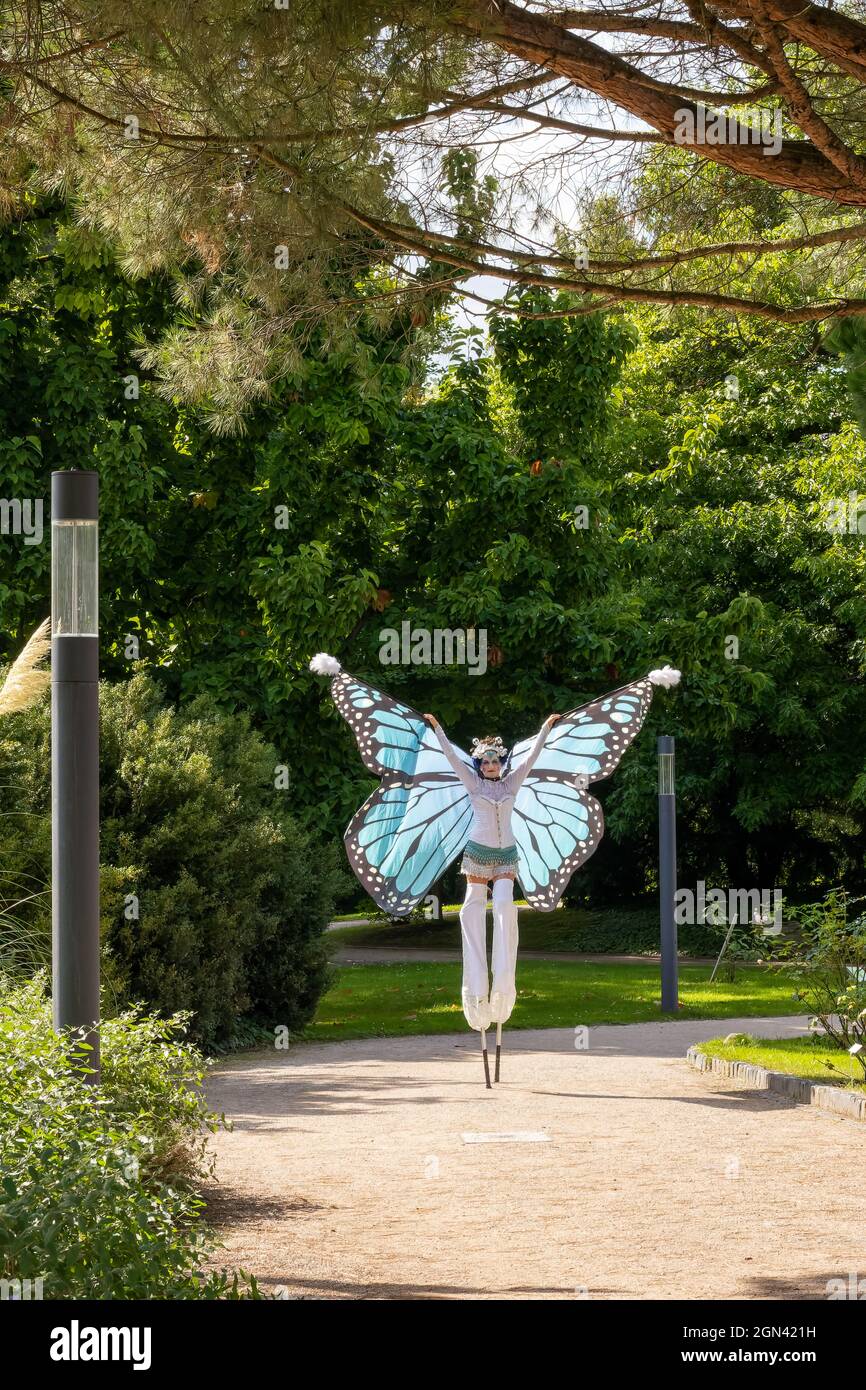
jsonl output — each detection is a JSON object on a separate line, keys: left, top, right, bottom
{"left": 480, "top": 756, "right": 501, "bottom": 779}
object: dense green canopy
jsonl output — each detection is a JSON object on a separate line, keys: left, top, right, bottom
{"left": 2, "top": 199, "right": 864, "bottom": 906}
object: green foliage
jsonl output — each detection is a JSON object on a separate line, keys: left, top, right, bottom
{"left": 635, "top": 140, "right": 790, "bottom": 241}
{"left": 1, "top": 1, "right": 475, "bottom": 418}
{"left": 0, "top": 199, "right": 179, "bottom": 662}
{"left": 285, "top": 341, "right": 646, "bottom": 842}
{"left": 0, "top": 676, "right": 343, "bottom": 1047}
{"left": 0, "top": 974, "right": 260, "bottom": 1298}
{"left": 441, "top": 147, "right": 497, "bottom": 241}
{"left": 595, "top": 306, "right": 866, "bottom": 901}
{"left": 765, "top": 889, "right": 866, "bottom": 1080}
{"left": 490, "top": 291, "right": 635, "bottom": 457}
{"left": 4, "top": 199, "right": 866, "bottom": 917}
{"left": 824, "top": 316, "right": 866, "bottom": 440}
{"left": 99, "top": 1001, "right": 222, "bottom": 1185}
{"left": 5, "top": 0, "right": 862, "bottom": 405}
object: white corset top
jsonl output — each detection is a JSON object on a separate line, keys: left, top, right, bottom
{"left": 432, "top": 721, "right": 549, "bottom": 850}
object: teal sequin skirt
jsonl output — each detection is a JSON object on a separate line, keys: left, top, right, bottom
{"left": 461, "top": 840, "right": 519, "bottom": 879}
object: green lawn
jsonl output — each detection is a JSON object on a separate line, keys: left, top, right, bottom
{"left": 307, "top": 960, "right": 808, "bottom": 1041}
{"left": 696, "top": 1034, "right": 866, "bottom": 1092}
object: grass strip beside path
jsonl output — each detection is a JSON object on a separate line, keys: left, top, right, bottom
{"left": 309, "top": 960, "right": 807, "bottom": 1041}
{"left": 696, "top": 1034, "right": 866, "bottom": 1092}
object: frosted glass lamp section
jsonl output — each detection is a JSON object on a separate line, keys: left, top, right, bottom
{"left": 658, "top": 752, "right": 675, "bottom": 796}
{"left": 52, "top": 520, "right": 98, "bottom": 636}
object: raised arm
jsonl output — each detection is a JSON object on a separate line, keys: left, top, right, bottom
{"left": 509, "top": 714, "right": 560, "bottom": 792}
{"left": 425, "top": 716, "right": 476, "bottom": 793}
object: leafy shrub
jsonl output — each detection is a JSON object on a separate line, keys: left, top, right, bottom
{"left": 0, "top": 974, "right": 258, "bottom": 1299}
{"left": 765, "top": 888, "right": 866, "bottom": 1081}
{"left": 0, "top": 675, "right": 345, "bottom": 1046}
{"left": 99, "top": 1002, "right": 222, "bottom": 1186}
{"left": 527, "top": 903, "right": 727, "bottom": 956}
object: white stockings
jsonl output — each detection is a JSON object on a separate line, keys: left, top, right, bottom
{"left": 459, "top": 877, "right": 519, "bottom": 1030}
{"left": 459, "top": 881, "right": 490, "bottom": 1030}
{"left": 489, "top": 876, "right": 519, "bottom": 1025}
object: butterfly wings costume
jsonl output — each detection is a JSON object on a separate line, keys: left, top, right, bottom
{"left": 310, "top": 653, "right": 681, "bottom": 1039}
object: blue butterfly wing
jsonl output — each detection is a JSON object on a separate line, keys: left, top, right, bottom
{"left": 510, "top": 677, "right": 654, "bottom": 909}
{"left": 329, "top": 671, "right": 473, "bottom": 912}
{"left": 346, "top": 776, "right": 473, "bottom": 914}
{"left": 513, "top": 779, "right": 604, "bottom": 911}
{"left": 511, "top": 677, "right": 653, "bottom": 784}
{"left": 331, "top": 672, "right": 469, "bottom": 779}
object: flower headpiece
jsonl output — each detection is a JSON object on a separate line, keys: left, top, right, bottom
{"left": 471, "top": 735, "right": 507, "bottom": 761}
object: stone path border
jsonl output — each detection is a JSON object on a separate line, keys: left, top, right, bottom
{"left": 687, "top": 1045, "right": 866, "bottom": 1122}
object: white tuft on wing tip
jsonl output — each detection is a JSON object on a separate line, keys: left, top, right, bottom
{"left": 648, "top": 665, "right": 682, "bottom": 688}
{"left": 309, "top": 652, "right": 342, "bottom": 676}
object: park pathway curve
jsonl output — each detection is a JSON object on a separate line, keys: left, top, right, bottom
{"left": 204, "top": 1015, "right": 865, "bottom": 1300}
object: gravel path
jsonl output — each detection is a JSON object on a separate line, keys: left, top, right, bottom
{"left": 204, "top": 1015, "right": 865, "bottom": 1301}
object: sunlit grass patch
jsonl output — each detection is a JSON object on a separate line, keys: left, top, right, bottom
{"left": 308, "top": 960, "right": 808, "bottom": 1041}
{"left": 696, "top": 1034, "right": 866, "bottom": 1091}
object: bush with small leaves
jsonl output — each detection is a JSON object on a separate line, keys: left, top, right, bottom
{"left": 0, "top": 975, "right": 260, "bottom": 1299}
{"left": 0, "top": 675, "right": 344, "bottom": 1047}
{"left": 765, "top": 889, "right": 866, "bottom": 1082}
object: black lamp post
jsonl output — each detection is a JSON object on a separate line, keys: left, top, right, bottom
{"left": 51, "top": 470, "right": 100, "bottom": 1081}
{"left": 658, "top": 734, "right": 679, "bottom": 1012}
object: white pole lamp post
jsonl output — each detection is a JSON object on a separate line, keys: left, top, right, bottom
{"left": 51, "top": 469, "right": 100, "bottom": 1082}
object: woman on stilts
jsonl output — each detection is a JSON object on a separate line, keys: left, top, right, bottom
{"left": 421, "top": 713, "right": 559, "bottom": 1085}
{"left": 310, "top": 652, "right": 680, "bottom": 1086}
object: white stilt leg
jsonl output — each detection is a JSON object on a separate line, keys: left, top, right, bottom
{"left": 460, "top": 881, "right": 491, "bottom": 1030}
{"left": 489, "top": 877, "right": 518, "bottom": 1026}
